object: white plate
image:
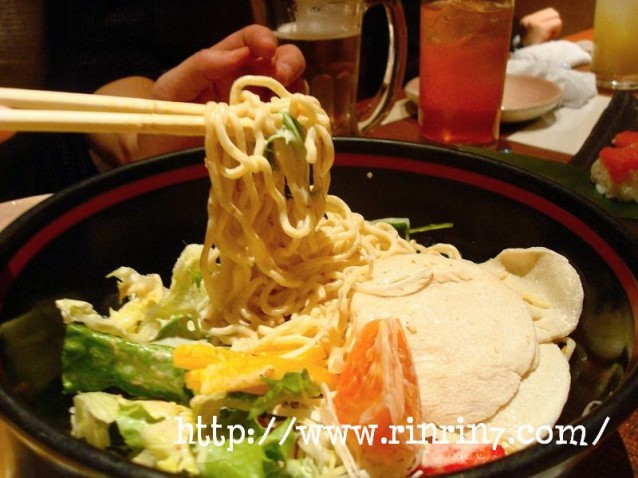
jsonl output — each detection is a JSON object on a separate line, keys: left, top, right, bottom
{"left": 404, "top": 74, "right": 563, "bottom": 124}
{"left": 0, "top": 194, "right": 50, "bottom": 233}
{"left": 500, "top": 74, "right": 564, "bottom": 123}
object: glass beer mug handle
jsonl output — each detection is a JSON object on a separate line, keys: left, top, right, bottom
{"left": 358, "top": 0, "right": 408, "bottom": 133}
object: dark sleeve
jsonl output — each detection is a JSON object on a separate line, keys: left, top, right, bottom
{"left": 45, "top": 0, "right": 254, "bottom": 93}
{"left": 0, "top": 0, "right": 255, "bottom": 200}
{"left": 45, "top": 0, "right": 163, "bottom": 93}
{"left": 4, "top": 0, "right": 164, "bottom": 200}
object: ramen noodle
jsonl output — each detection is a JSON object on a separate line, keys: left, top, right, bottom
{"left": 196, "top": 75, "right": 461, "bottom": 360}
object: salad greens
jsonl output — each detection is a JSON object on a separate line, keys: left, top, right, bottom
{"left": 54, "top": 214, "right": 451, "bottom": 476}
{"left": 56, "top": 244, "right": 210, "bottom": 343}
{"left": 53, "top": 215, "right": 450, "bottom": 476}
{"left": 265, "top": 112, "right": 306, "bottom": 167}
{"left": 374, "top": 217, "right": 453, "bottom": 240}
{"left": 71, "top": 391, "right": 314, "bottom": 477}
{"left": 195, "top": 412, "right": 307, "bottom": 478}
{"left": 231, "top": 370, "right": 322, "bottom": 420}
{"left": 62, "top": 324, "right": 190, "bottom": 403}
{"left": 57, "top": 240, "right": 326, "bottom": 477}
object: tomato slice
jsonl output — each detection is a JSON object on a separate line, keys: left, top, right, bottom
{"left": 334, "top": 318, "right": 422, "bottom": 477}
{"left": 416, "top": 443, "right": 506, "bottom": 475}
{"left": 613, "top": 130, "right": 638, "bottom": 149}
{"left": 599, "top": 145, "right": 638, "bottom": 183}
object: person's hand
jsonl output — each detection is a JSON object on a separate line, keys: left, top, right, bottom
{"left": 0, "top": 130, "right": 14, "bottom": 143}
{"left": 0, "top": 106, "right": 16, "bottom": 143}
{"left": 152, "top": 24, "right": 306, "bottom": 104}
{"left": 88, "top": 25, "right": 305, "bottom": 168}
{"left": 519, "top": 8, "right": 563, "bottom": 47}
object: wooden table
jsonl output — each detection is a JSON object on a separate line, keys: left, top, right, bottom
{"left": 367, "top": 113, "right": 574, "bottom": 163}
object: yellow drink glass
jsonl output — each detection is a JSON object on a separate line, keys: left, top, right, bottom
{"left": 591, "top": 0, "right": 638, "bottom": 90}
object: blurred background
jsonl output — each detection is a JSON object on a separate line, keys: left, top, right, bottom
{"left": 0, "top": 0, "right": 597, "bottom": 202}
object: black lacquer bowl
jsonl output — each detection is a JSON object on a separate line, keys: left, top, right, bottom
{"left": 0, "top": 138, "right": 636, "bottom": 477}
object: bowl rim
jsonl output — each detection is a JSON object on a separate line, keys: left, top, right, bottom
{"left": 0, "top": 138, "right": 636, "bottom": 477}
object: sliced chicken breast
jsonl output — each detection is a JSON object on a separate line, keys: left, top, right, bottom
{"left": 350, "top": 253, "right": 538, "bottom": 425}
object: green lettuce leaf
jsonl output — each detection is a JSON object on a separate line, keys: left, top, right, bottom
{"left": 116, "top": 402, "right": 163, "bottom": 451}
{"left": 71, "top": 391, "right": 198, "bottom": 474}
{"left": 372, "top": 217, "right": 453, "bottom": 240}
{"left": 265, "top": 111, "right": 306, "bottom": 166}
{"left": 62, "top": 324, "right": 190, "bottom": 403}
{"left": 246, "top": 370, "right": 322, "bottom": 420}
{"left": 155, "top": 316, "right": 207, "bottom": 341}
{"left": 196, "top": 410, "right": 302, "bottom": 478}
{"left": 56, "top": 244, "right": 210, "bottom": 343}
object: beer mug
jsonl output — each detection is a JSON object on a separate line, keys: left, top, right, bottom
{"left": 251, "top": 0, "right": 407, "bottom": 136}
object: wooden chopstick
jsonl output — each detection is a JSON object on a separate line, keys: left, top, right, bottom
{"left": 0, "top": 109, "right": 207, "bottom": 136}
{"left": 0, "top": 87, "right": 205, "bottom": 115}
{"left": 0, "top": 87, "right": 214, "bottom": 136}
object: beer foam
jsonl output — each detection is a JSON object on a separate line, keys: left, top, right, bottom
{"left": 277, "top": 22, "right": 357, "bottom": 40}
{"left": 277, "top": 0, "right": 359, "bottom": 39}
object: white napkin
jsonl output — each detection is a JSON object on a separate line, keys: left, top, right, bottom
{"left": 511, "top": 40, "right": 592, "bottom": 67}
{"left": 508, "top": 40, "right": 597, "bottom": 108}
{"left": 507, "top": 95, "right": 611, "bottom": 156}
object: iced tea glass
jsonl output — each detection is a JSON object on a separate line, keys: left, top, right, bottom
{"left": 419, "top": 0, "right": 514, "bottom": 145}
{"left": 251, "top": 0, "right": 407, "bottom": 136}
{"left": 591, "top": 0, "right": 638, "bottom": 91}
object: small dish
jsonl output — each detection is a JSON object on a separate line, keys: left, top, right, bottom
{"left": 501, "top": 74, "right": 563, "bottom": 123}
{"left": 403, "top": 75, "right": 563, "bottom": 124}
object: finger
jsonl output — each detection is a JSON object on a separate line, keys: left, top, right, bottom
{"left": 287, "top": 77, "right": 310, "bottom": 95}
{"left": 0, "top": 106, "right": 15, "bottom": 143}
{"left": 537, "top": 7, "right": 560, "bottom": 20}
{"left": 213, "top": 25, "right": 278, "bottom": 59}
{"left": 546, "top": 18, "right": 563, "bottom": 39}
{"left": 273, "top": 44, "right": 306, "bottom": 85}
{"left": 531, "top": 7, "right": 560, "bottom": 22}
{"left": 521, "top": 8, "right": 560, "bottom": 28}
{"left": 211, "top": 42, "right": 305, "bottom": 89}
{"left": 152, "top": 47, "right": 252, "bottom": 102}
{"left": 0, "top": 130, "right": 15, "bottom": 143}
{"left": 534, "top": 18, "right": 562, "bottom": 42}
